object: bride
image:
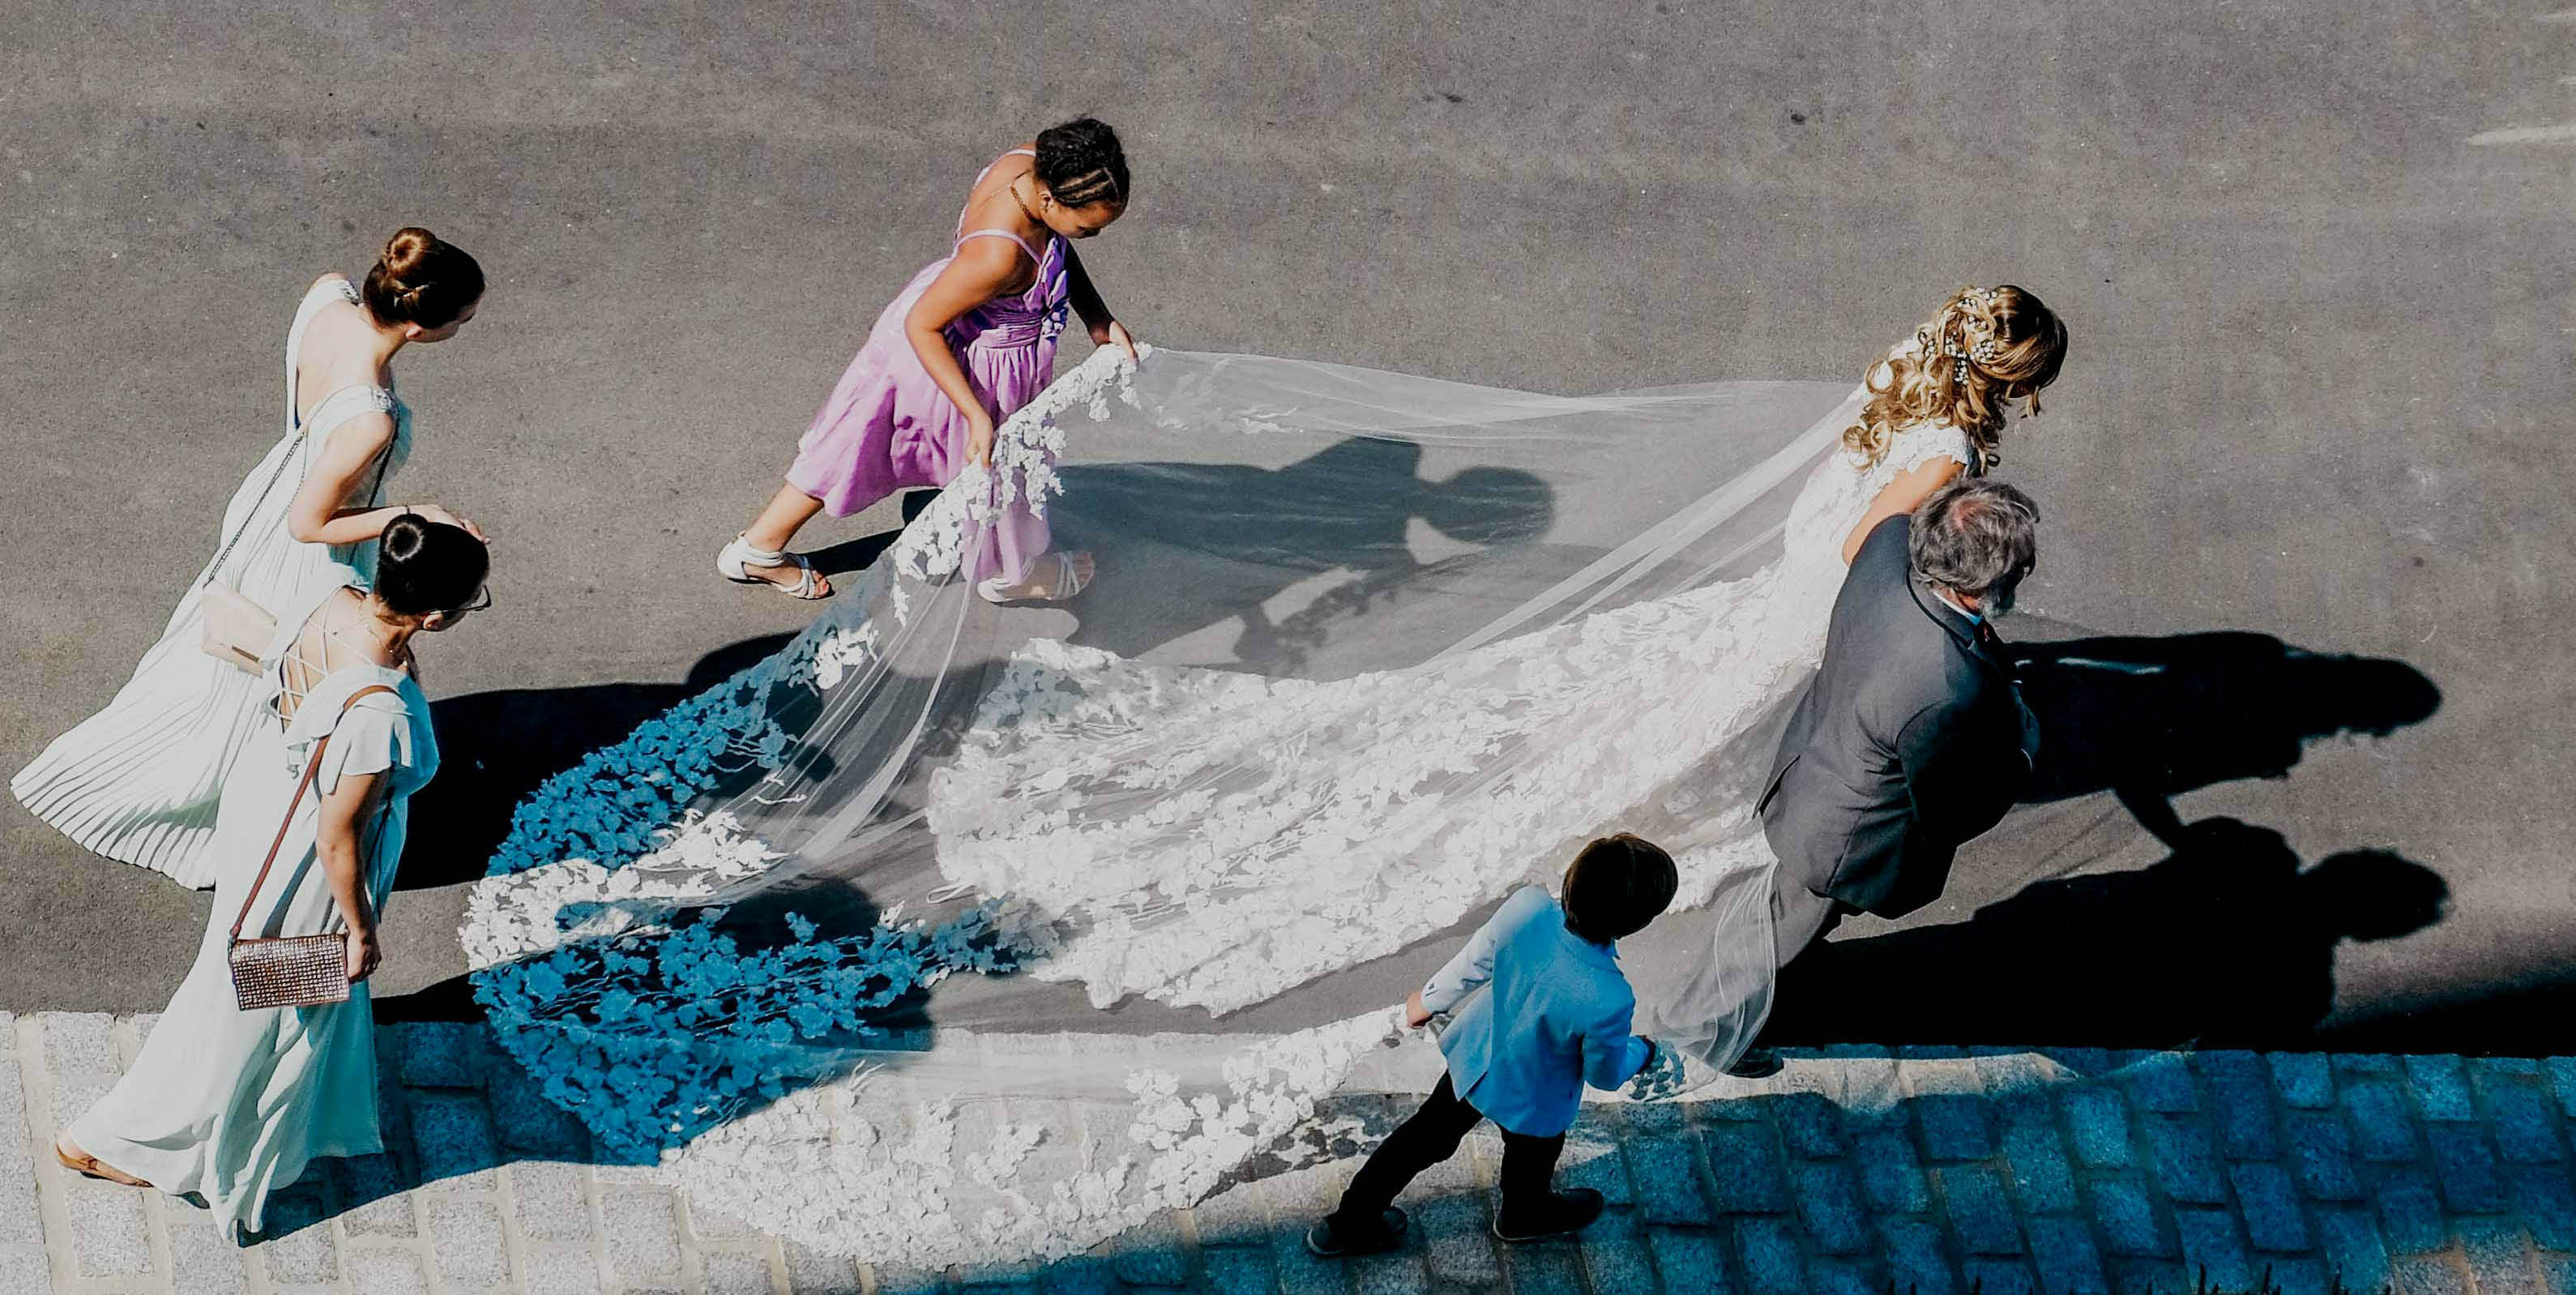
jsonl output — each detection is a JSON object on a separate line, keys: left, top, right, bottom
{"left": 464, "top": 285, "right": 2066, "bottom": 1264}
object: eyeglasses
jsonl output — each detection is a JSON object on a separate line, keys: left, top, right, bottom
{"left": 448, "top": 585, "right": 493, "bottom": 615}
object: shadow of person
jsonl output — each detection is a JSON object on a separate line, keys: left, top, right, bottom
{"left": 2011, "top": 631, "right": 2442, "bottom": 844}
{"left": 1766, "top": 818, "right": 2450, "bottom": 1049}
{"left": 397, "top": 632, "right": 799, "bottom": 892}
{"left": 1045, "top": 438, "right": 1578, "bottom": 675}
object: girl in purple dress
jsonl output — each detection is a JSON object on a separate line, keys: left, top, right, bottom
{"left": 718, "top": 118, "right": 1137, "bottom": 601}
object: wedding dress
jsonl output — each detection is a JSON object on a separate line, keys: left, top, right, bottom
{"left": 464, "top": 345, "right": 1974, "bottom": 1264}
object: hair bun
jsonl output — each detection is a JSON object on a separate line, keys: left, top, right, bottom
{"left": 380, "top": 512, "right": 430, "bottom": 563}
{"left": 379, "top": 227, "right": 439, "bottom": 283}
{"left": 361, "top": 225, "right": 483, "bottom": 330}
{"left": 374, "top": 514, "right": 489, "bottom": 618}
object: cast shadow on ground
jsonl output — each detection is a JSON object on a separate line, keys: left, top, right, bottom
{"left": 395, "top": 632, "right": 801, "bottom": 895}
{"left": 1044, "top": 441, "right": 1573, "bottom": 676}
{"left": 711, "top": 431, "right": 1581, "bottom": 680}
{"left": 2009, "top": 631, "right": 2443, "bottom": 847}
{"left": 803, "top": 488, "right": 938, "bottom": 580}
{"left": 1767, "top": 630, "right": 2449, "bottom": 1052}
{"left": 796, "top": 442, "right": 1580, "bottom": 679}
{"left": 1766, "top": 819, "right": 2450, "bottom": 1050}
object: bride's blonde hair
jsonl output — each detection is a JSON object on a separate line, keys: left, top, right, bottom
{"left": 1844, "top": 284, "right": 2067, "bottom": 469}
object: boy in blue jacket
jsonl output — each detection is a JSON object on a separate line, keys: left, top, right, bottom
{"left": 1309, "top": 833, "right": 1677, "bottom": 1254}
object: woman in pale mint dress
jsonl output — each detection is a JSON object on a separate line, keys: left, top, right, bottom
{"left": 53, "top": 517, "right": 489, "bottom": 1239}
{"left": 11, "top": 227, "right": 486, "bottom": 889}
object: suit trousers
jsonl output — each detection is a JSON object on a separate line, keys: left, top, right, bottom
{"left": 1330, "top": 1074, "right": 1566, "bottom": 1227}
{"left": 1773, "top": 870, "right": 1848, "bottom": 971}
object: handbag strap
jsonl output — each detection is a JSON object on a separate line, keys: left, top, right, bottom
{"left": 204, "top": 429, "right": 308, "bottom": 588}
{"left": 204, "top": 412, "right": 398, "bottom": 590}
{"left": 229, "top": 683, "right": 404, "bottom": 943}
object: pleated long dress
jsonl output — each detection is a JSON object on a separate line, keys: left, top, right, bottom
{"left": 11, "top": 277, "right": 412, "bottom": 887}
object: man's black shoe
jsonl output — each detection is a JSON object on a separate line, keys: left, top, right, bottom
{"left": 1492, "top": 1187, "right": 1605, "bottom": 1243}
{"left": 1306, "top": 1206, "right": 1409, "bottom": 1257}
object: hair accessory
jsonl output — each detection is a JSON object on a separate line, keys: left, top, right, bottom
{"left": 1919, "top": 305, "right": 1998, "bottom": 383}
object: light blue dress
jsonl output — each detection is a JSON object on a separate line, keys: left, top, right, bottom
{"left": 63, "top": 575, "right": 436, "bottom": 1237}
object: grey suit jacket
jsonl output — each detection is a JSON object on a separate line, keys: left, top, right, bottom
{"left": 1758, "top": 515, "right": 2031, "bottom": 918}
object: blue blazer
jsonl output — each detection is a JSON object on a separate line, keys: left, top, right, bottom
{"left": 1421, "top": 886, "right": 1653, "bottom": 1137}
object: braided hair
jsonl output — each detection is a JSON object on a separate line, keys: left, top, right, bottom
{"left": 1033, "top": 118, "right": 1129, "bottom": 209}
{"left": 361, "top": 227, "right": 485, "bottom": 331}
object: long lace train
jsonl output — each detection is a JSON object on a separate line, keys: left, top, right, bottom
{"left": 464, "top": 346, "right": 1967, "bottom": 1262}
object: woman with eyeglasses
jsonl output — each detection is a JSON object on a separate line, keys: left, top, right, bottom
{"left": 52, "top": 515, "right": 488, "bottom": 1240}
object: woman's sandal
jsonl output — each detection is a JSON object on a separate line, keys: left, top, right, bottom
{"left": 717, "top": 534, "right": 831, "bottom": 600}
{"left": 54, "top": 1135, "right": 149, "bottom": 1188}
{"left": 976, "top": 551, "right": 1091, "bottom": 606}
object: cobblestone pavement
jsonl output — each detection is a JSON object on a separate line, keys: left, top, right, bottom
{"left": 12, "top": 1011, "right": 2576, "bottom": 1295}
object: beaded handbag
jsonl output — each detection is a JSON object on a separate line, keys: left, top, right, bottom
{"left": 228, "top": 685, "right": 399, "bottom": 1011}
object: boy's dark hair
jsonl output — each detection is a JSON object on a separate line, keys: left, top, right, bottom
{"left": 1561, "top": 833, "right": 1680, "bottom": 943}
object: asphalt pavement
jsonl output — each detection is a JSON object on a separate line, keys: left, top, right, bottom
{"left": 1, "top": 0, "right": 2568, "bottom": 1047}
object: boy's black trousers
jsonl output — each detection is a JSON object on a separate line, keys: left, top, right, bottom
{"left": 1326, "top": 1073, "right": 1566, "bottom": 1229}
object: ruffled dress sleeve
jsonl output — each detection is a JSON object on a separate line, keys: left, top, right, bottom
{"left": 281, "top": 669, "right": 421, "bottom": 795}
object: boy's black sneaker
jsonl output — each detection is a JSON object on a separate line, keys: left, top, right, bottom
{"left": 1306, "top": 1206, "right": 1409, "bottom": 1257}
{"left": 1492, "top": 1187, "right": 1605, "bottom": 1243}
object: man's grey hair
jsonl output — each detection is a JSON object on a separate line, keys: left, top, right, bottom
{"left": 1909, "top": 480, "right": 2040, "bottom": 602}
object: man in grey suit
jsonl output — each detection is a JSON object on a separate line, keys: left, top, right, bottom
{"left": 1758, "top": 478, "right": 2044, "bottom": 972}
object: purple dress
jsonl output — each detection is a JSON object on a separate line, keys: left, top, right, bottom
{"left": 786, "top": 148, "right": 1071, "bottom": 584}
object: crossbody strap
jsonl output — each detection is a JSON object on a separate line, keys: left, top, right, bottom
{"left": 229, "top": 683, "right": 403, "bottom": 942}
{"left": 204, "top": 429, "right": 309, "bottom": 588}
{"left": 205, "top": 412, "right": 396, "bottom": 590}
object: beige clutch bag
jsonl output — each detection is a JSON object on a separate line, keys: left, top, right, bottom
{"left": 200, "top": 581, "right": 280, "bottom": 675}
{"left": 198, "top": 430, "right": 305, "bottom": 675}
{"left": 197, "top": 426, "right": 390, "bottom": 673}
